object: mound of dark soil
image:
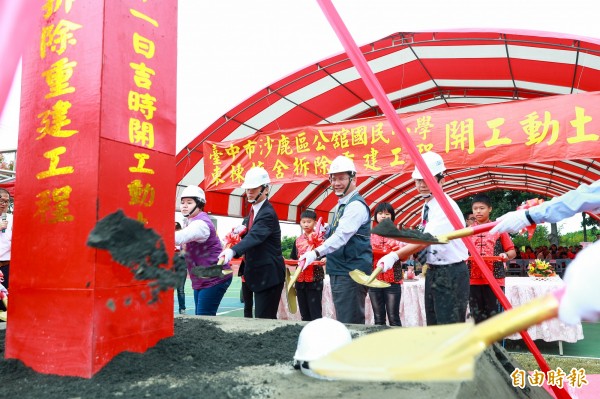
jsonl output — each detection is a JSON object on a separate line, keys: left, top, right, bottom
{"left": 0, "top": 318, "right": 302, "bottom": 398}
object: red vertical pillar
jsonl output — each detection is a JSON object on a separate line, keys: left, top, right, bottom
{"left": 6, "top": 0, "right": 178, "bottom": 378}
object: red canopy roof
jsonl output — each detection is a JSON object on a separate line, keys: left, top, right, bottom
{"left": 176, "top": 30, "right": 600, "bottom": 224}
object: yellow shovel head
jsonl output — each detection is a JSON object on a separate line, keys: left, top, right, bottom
{"left": 285, "top": 267, "right": 297, "bottom": 314}
{"left": 310, "top": 292, "right": 559, "bottom": 382}
{"left": 349, "top": 269, "right": 390, "bottom": 288}
{"left": 311, "top": 323, "right": 476, "bottom": 381}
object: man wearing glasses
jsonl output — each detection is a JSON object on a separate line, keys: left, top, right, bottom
{"left": 299, "top": 156, "right": 372, "bottom": 324}
{"left": 0, "top": 188, "right": 12, "bottom": 290}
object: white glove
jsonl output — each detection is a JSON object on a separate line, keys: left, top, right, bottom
{"left": 233, "top": 225, "right": 246, "bottom": 234}
{"left": 489, "top": 210, "right": 531, "bottom": 234}
{"left": 218, "top": 248, "right": 235, "bottom": 264}
{"left": 299, "top": 250, "right": 318, "bottom": 270}
{"left": 378, "top": 252, "right": 399, "bottom": 272}
{"left": 558, "top": 241, "right": 600, "bottom": 325}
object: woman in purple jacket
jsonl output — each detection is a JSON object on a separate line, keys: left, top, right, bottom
{"left": 175, "top": 186, "right": 232, "bottom": 315}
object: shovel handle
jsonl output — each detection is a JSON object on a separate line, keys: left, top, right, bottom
{"left": 437, "top": 221, "right": 498, "bottom": 242}
{"left": 287, "top": 260, "right": 304, "bottom": 291}
{"left": 366, "top": 265, "right": 383, "bottom": 285}
{"left": 466, "top": 256, "right": 504, "bottom": 262}
{"left": 463, "top": 287, "right": 563, "bottom": 348}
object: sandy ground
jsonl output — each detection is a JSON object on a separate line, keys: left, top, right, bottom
{"left": 0, "top": 316, "right": 551, "bottom": 399}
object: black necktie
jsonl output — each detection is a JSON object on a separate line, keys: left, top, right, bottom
{"left": 416, "top": 203, "right": 430, "bottom": 265}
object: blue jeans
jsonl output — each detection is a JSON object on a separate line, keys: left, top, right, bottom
{"left": 193, "top": 277, "right": 232, "bottom": 316}
{"left": 176, "top": 273, "right": 187, "bottom": 312}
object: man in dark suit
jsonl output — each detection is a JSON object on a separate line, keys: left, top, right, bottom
{"left": 219, "top": 167, "right": 285, "bottom": 319}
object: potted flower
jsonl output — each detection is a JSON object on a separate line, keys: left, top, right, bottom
{"left": 527, "top": 259, "right": 556, "bottom": 280}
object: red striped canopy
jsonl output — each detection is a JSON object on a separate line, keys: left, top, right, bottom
{"left": 176, "top": 30, "right": 600, "bottom": 226}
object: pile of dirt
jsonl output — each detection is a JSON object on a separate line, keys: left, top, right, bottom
{"left": 0, "top": 317, "right": 551, "bottom": 399}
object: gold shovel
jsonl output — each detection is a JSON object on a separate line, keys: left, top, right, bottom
{"left": 284, "top": 259, "right": 313, "bottom": 313}
{"left": 436, "top": 221, "right": 501, "bottom": 243}
{"left": 218, "top": 257, "right": 234, "bottom": 275}
{"left": 373, "top": 205, "right": 538, "bottom": 245}
{"left": 349, "top": 266, "right": 390, "bottom": 288}
{"left": 287, "top": 261, "right": 304, "bottom": 293}
{"left": 310, "top": 288, "right": 564, "bottom": 381}
{"left": 284, "top": 266, "right": 298, "bottom": 314}
{"left": 190, "top": 259, "right": 233, "bottom": 278}
{"left": 350, "top": 248, "right": 403, "bottom": 288}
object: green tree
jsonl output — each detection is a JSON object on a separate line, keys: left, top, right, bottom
{"left": 511, "top": 225, "right": 550, "bottom": 250}
{"left": 281, "top": 235, "right": 297, "bottom": 259}
{"left": 560, "top": 231, "right": 586, "bottom": 247}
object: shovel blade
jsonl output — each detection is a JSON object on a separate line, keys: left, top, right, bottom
{"left": 349, "top": 269, "right": 390, "bottom": 288}
{"left": 311, "top": 323, "right": 476, "bottom": 381}
{"left": 285, "top": 267, "right": 297, "bottom": 314}
{"left": 311, "top": 291, "right": 561, "bottom": 382}
{"left": 191, "top": 264, "right": 231, "bottom": 278}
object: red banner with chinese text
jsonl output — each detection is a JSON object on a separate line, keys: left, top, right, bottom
{"left": 204, "top": 92, "right": 600, "bottom": 191}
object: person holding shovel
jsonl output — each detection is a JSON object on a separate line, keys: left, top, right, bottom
{"left": 176, "top": 186, "right": 232, "bottom": 316}
{"left": 376, "top": 152, "right": 469, "bottom": 326}
{"left": 369, "top": 202, "right": 405, "bottom": 326}
{"left": 290, "top": 210, "right": 325, "bottom": 321}
{"left": 299, "top": 155, "right": 372, "bottom": 324}
{"left": 218, "top": 167, "right": 286, "bottom": 319}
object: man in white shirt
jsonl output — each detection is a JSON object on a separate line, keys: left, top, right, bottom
{"left": 300, "top": 156, "right": 372, "bottom": 324}
{"left": 377, "top": 152, "right": 469, "bottom": 325}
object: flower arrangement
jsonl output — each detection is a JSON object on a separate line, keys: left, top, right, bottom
{"left": 527, "top": 259, "right": 556, "bottom": 278}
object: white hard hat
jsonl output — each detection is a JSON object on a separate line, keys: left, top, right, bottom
{"left": 411, "top": 151, "right": 446, "bottom": 179}
{"left": 293, "top": 317, "right": 352, "bottom": 379}
{"left": 241, "top": 167, "right": 270, "bottom": 189}
{"left": 180, "top": 185, "right": 206, "bottom": 202}
{"left": 328, "top": 156, "right": 356, "bottom": 175}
